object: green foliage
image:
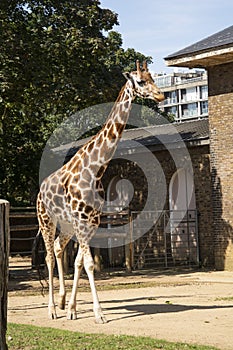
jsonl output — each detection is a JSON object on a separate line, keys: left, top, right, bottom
{"left": 0, "top": 0, "right": 160, "bottom": 205}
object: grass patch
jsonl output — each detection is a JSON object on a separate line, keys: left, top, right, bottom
{"left": 215, "top": 296, "right": 233, "bottom": 302}
{"left": 7, "top": 323, "right": 220, "bottom": 350}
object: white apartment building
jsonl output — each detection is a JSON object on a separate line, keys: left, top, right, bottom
{"left": 154, "top": 71, "right": 208, "bottom": 122}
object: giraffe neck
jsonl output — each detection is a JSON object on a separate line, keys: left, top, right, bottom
{"left": 63, "top": 81, "right": 134, "bottom": 187}
{"left": 81, "top": 81, "right": 134, "bottom": 175}
{"left": 106, "top": 80, "right": 134, "bottom": 127}
{"left": 101, "top": 81, "right": 134, "bottom": 155}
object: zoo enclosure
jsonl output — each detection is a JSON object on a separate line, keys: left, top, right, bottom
{"left": 9, "top": 207, "right": 199, "bottom": 271}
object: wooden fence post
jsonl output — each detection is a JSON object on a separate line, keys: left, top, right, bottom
{"left": 0, "top": 200, "right": 10, "bottom": 350}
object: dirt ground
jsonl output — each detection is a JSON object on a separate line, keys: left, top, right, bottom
{"left": 7, "top": 261, "right": 233, "bottom": 350}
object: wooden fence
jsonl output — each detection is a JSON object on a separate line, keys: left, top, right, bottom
{"left": 9, "top": 207, "right": 131, "bottom": 271}
{"left": 9, "top": 207, "right": 39, "bottom": 272}
{"left": 0, "top": 200, "right": 10, "bottom": 350}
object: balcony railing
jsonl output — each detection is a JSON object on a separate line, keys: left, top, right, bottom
{"left": 182, "top": 109, "right": 198, "bottom": 117}
{"left": 163, "top": 98, "right": 177, "bottom": 105}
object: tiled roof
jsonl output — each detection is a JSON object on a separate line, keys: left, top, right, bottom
{"left": 165, "top": 25, "right": 233, "bottom": 59}
{"left": 122, "top": 118, "right": 208, "bottom": 144}
{"left": 54, "top": 119, "right": 209, "bottom": 159}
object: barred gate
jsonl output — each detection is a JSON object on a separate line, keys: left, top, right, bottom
{"left": 132, "top": 210, "right": 199, "bottom": 269}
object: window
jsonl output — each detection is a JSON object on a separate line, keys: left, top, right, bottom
{"left": 182, "top": 103, "right": 198, "bottom": 118}
{"left": 181, "top": 89, "right": 187, "bottom": 102}
{"left": 170, "top": 91, "right": 177, "bottom": 103}
{"left": 200, "top": 85, "right": 208, "bottom": 99}
{"left": 164, "top": 91, "right": 177, "bottom": 105}
{"left": 201, "top": 100, "right": 208, "bottom": 115}
{"left": 167, "top": 106, "right": 177, "bottom": 116}
{"left": 186, "top": 87, "right": 197, "bottom": 101}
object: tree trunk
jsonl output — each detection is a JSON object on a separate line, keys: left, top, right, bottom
{"left": 0, "top": 200, "right": 10, "bottom": 350}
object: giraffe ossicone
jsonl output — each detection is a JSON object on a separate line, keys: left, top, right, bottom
{"left": 37, "top": 61, "right": 165, "bottom": 322}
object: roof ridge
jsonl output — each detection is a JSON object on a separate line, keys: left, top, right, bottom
{"left": 124, "top": 117, "right": 209, "bottom": 133}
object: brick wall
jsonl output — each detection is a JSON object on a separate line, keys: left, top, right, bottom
{"left": 103, "top": 144, "right": 214, "bottom": 267}
{"left": 189, "top": 146, "right": 214, "bottom": 266}
{"left": 208, "top": 62, "right": 233, "bottom": 270}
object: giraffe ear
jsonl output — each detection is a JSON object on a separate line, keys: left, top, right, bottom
{"left": 123, "top": 72, "right": 136, "bottom": 88}
{"left": 123, "top": 72, "right": 131, "bottom": 80}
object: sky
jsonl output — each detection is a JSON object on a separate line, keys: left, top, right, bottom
{"left": 100, "top": 0, "right": 233, "bottom": 73}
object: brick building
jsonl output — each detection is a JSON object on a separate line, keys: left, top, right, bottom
{"left": 101, "top": 119, "right": 213, "bottom": 269}
{"left": 59, "top": 119, "right": 213, "bottom": 270}
{"left": 165, "top": 24, "right": 233, "bottom": 270}
{"left": 56, "top": 25, "right": 233, "bottom": 271}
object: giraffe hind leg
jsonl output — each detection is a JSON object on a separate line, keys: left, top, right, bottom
{"left": 37, "top": 200, "right": 57, "bottom": 320}
{"left": 41, "top": 223, "right": 57, "bottom": 319}
{"left": 54, "top": 232, "right": 72, "bottom": 310}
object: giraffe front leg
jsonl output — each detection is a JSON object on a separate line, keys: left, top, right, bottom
{"left": 67, "top": 247, "right": 83, "bottom": 320}
{"left": 84, "top": 249, "right": 107, "bottom": 324}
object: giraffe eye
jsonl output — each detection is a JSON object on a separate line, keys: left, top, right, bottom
{"left": 137, "top": 80, "right": 146, "bottom": 87}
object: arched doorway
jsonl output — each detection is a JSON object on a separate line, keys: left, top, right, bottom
{"left": 104, "top": 176, "right": 133, "bottom": 267}
{"left": 169, "top": 168, "right": 198, "bottom": 263}
{"left": 106, "top": 176, "right": 133, "bottom": 212}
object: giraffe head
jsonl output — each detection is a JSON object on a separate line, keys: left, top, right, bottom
{"left": 123, "top": 60, "right": 165, "bottom": 102}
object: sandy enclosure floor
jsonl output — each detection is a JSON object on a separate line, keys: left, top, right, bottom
{"left": 7, "top": 267, "right": 233, "bottom": 350}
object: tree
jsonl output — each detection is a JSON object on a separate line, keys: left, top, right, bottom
{"left": 0, "top": 0, "right": 159, "bottom": 205}
{"left": 0, "top": 0, "right": 118, "bottom": 204}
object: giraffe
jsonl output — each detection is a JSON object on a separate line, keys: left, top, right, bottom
{"left": 37, "top": 60, "right": 164, "bottom": 323}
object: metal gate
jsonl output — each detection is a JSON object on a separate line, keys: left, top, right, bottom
{"left": 132, "top": 210, "right": 199, "bottom": 269}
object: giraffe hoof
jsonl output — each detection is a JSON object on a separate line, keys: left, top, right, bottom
{"left": 94, "top": 307, "right": 107, "bottom": 324}
{"left": 48, "top": 306, "right": 57, "bottom": 320}
{"left": 49, "top": 314, "right": 57, "bottom": 320}
{"left": 67, "top": 311, "right": 77, "bottom": 320}
{"left": 49, "top": 312, "right": 57, "bottom": 320}
{"left": 95, "top": 314, "right": 107, "bottom": 324}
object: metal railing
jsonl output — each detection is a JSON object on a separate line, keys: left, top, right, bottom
{"left": 132, "top": 210, "right": 199, "bottom": 269}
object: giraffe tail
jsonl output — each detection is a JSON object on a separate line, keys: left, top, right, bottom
{"left": 32, "top": 229, "right": 48, "bottom": 296}
{"left": 32, "top": 229, "right": 42, "bottom": 269}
